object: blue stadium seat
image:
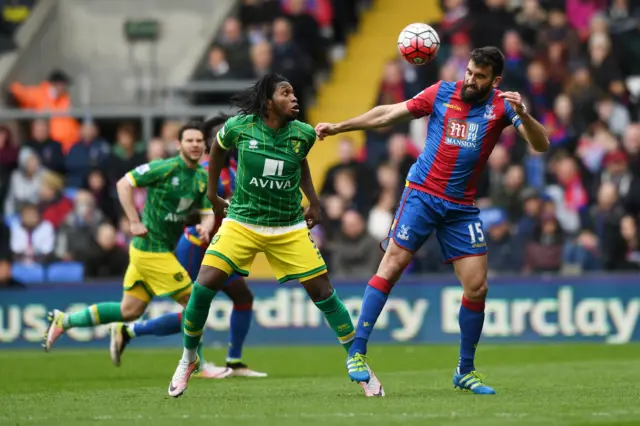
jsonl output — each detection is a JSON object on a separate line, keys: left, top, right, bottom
{"left": 63, "top": 188, "right": 79, "bottom": 201}
{"left": 11, "top": 263, "right": 46, "bottom": 284}
{"left": 47, "top": 262, "right": 85, "bottom": 283}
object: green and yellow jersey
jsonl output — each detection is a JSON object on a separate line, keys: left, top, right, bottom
{"left": 216, "top": 114, "right": 316, "bottom": 227}
{"left": 126, "top": 156, "right": 208, "bottom": 252}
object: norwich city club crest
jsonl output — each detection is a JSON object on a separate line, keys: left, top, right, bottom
{"left": 210, "top": 235, "right": 220, "bottom": 245}
{"left": 174, "top": 272, "right": 184, "bottom": 282}
{"left": 290, "top": 139, "right": 302, "bottom": 155}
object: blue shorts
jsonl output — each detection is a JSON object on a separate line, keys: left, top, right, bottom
{"left": 385, "top": 187, "right": 487, "bottom": 263}
{"left": 175, "top": 234, "right": 242, "bottom": 285}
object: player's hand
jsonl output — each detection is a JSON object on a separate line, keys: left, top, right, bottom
{"left": 212, "top": 196, "right": 229, "bottom": 219}
{"left": 498, "top": 91, "right": 528, "bottom": 115}
{"left": 304, "top": 203, "right": 322, "bottom": 229}
{"left": 195, "top": 224, "right": 211, "bottom": 244}
{"left": 130, "top": 221, "right": 148, "bottom": 237}
{"left": 314, "top": 123, "right": 338, "bottom": 141}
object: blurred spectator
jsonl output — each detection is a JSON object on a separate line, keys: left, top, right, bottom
{"left": 271, "top": 17, "right": 311, "bottom": 94}
{"left": 501, "top": 30, "right": 529, "bottom": 92}
{"left": 328, "top": 210, "right": 380, "bottom": 278}
{"left": 543, "top": 94, "right": 577, "bottom": 151}
{"left": 443, "top": 33, "right": 471, "bottom": 81}
{"left": 596, "top": 96, "right": 630, "bottom": 138}
{"left": 159, "top": 121, "right": 180, "bottom": 156}
{"left": 438, "top": 0, "right": 471, "bottom": 46}
{"left": 250, "top": 41, "right": 274, "bottom": 79}
{"left": 321, "top": 137, "right": 376, "bottom": 201}
{"left": 610, "top": 214, "right": 640, "bottom": 270}
{"left": 10, "top": 203, "right": 55, "bottom": 264}
{"left": 524, "top": 210, "right": 564, "bottom": 273}
{"left": 107, "top": 122, "right": 146, "bottom": 187}
{"left": 146, "top": 138, "right": 167, "bottom": 161}
{"left": 548, "top": 154, "right": 587, "bottom": 233}
{"left": 195, "top": 45, "right": 234, "bottom": 80}
{"left": 22, "top": 119, "right": 65, "bottom": 175}
{"left": 284, "top": 0, "right": 327, "bottom": 70}
{"left": 38, "top": 171, "right": 73, "bottom": 229}
{"left": 84, "top": 223, "right": 128, "bottom": 278}
{"left": 493, "top": 164, "right": 526, "bottom": 221}
{"left": 116, "top": 216, "right": 132, "bottom": 249}
{"left": 481, "top": 208, "right": 522, "bottom": 273}
{"left": 565, "top": 66, "right": 602, "bottom": 134}
{"left": 598, "top": 150, "right": 640, "bottom": 216}
{"left": 367, "top": 190, "right": 395, "bottom": 242}
{"left": 588, "top": 33, "right": 626, "bottom": 99}
{"left": 0, "top": 214, "right": 22, "bottom": 286}
{"left": 515, "top": 0, "right": 547, "bottom": 48}
{"left": 4, "top": 148, "right": 43, "bottom": 217}
{"left": 85, "top": 169, "right": 119, "bottom": 225}
{"left": 538, "top": 8, "right": 580, "bottom": 58}
{"left": 469, "top": 0, "right": 515, "bottom": 49}
{"left": 0, "top": 125, "right": 19, "bottom": 210}
{"left": 566, "top": 0, "right": 608, "bottom": 40}
{"left": 386, "top": 134, "right": 415, "bottom": 193}
{"left": 216, "top": 17, "right": 252, "bottom": 75}
{"left": 477, "top": 144, "right": 509, "bottom": 201}
{"left": 9, "top": 70, "right": 80, "bottom": 151}
{"left": 321, "top": 194, "right": 346, "bottom": 243}
{"left": 239, "top": 0, "right": 281, "bottom": 33}
{"left": 65, "top": 120, "right": 110, "bottom": 188}
{"left": 55, "top": 189, "right": 106, "bottom": 263}
{"left": 623, "top": 124, "right": 640, "bottom": 175}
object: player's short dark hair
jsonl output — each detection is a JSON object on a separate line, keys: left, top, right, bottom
{"left": 178, "top": 121, "right": 204, "bottom": 141}
{"left": 230, "top": 73, "right": 290, "bottom": 117}
{"left": 470, "top": 47, "right": 505, "bottom": 78}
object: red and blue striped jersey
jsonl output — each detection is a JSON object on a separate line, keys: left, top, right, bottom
{"left": 405, "top": 80, "right": 522, "bottom": 205}
{"left": 183, "top": 160, "right": 237, "bottom": 245}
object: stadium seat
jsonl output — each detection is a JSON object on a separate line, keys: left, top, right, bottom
{"left": 63, "top": 187, "right": 79, "bottom": 201}
{"left": 47, "top": 262, "right": 85, "bottom": 283}
{"left": 11, "top": 263, "right": 46, "bottom": 284}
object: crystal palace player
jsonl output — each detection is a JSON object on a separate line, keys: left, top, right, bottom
{"left": 108, "top": 115, "right": 266, "bottom": 379}
{"left": 315, "top": 47, "right": 549, "bottom": 394}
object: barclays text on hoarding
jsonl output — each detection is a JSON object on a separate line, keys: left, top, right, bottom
{"left": 1, "top": 277, "right": 639, "bottom": 348}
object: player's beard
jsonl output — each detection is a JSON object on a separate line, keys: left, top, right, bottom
{"left": 461, "top": 82, "right": 492, "bottom": 103}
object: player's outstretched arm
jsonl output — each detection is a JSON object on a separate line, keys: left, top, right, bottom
{"left": 315, "top": 102, "right": 413, "bottom": 140}
{"left": 499, "top": 91, "right": 549, "bottom": 153}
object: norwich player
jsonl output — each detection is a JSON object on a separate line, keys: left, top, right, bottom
{"left": 43, "top": 122, "right": 212, "bottom": 351}
{"left": 167, "top": 73, "right": 385, "bottom": 398}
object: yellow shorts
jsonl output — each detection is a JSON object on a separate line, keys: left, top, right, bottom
{"left": 202, "top": 220, "right": 327, "bottom": 283}
{"left": 123, "top": 245, "right": 193, "bottom": 304}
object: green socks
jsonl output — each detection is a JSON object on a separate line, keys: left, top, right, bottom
{"left": 315, "top": 291, "right": 355, "bottom": 352}
{"left": 183, "top": 282, "right": 217, "bottom": 350}
{"left": 63, "top": 302, "right": 123, "bottom": 329}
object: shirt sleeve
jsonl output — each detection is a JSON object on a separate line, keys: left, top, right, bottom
{"left": 216, "top": 116, "right": 239, "bottom": 150}
{"left": 405, "top": 81, "right": 442, "bottom": 118}
{"left": 125, "top": 160, "right": 170, "bottom": 188}
{"left": 503, "top": 99, "right": 522, "bottom": 128}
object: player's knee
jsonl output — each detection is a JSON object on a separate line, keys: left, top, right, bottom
{"left": 464, "top": 280, "right": 488, "bottom": 301}
{"left": 120, "top": 303, "right": 145, "bottom": 321}
{"left": 377, "top": 249, "right": 411, "bottom": 283}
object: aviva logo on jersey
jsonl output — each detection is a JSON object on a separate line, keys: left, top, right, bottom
{"left": 250, "top": 159, "right": 292, "bottom": 189}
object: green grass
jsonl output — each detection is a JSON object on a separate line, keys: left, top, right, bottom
{"left": 1, "top": 344, "right": 640, "bottom": 426}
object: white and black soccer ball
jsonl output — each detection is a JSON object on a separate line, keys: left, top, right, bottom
{"left": 397, "top": 23, "right": 440, "bottom": 65}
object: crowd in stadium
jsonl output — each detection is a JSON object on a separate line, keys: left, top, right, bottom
{"left": 1, "top": 0, "right": 640, "bottom": 286}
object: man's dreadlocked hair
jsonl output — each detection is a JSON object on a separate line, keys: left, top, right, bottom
{"left": 201, "top": 113, "right": 235, "bottom": 166}
{"left": 230, "top": 73, "right": 289, "bottom": 117}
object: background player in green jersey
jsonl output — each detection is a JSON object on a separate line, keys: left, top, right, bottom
{"left": 168, "top": 73, "right": 385, "bottom": 398}
{"left": 43, "top": 123, "right": 212, "bottom": 352}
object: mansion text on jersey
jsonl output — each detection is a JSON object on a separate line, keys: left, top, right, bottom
{"left": 445, "top": 120, "right": 479, "bottom": 148}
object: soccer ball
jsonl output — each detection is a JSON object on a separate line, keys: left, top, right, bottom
{"left": 397, "top": 23, "right": 440, "bottom": 65}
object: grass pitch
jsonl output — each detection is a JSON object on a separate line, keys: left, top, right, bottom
{"left": 1, "top": 344, "right": 639, "bottom": 425}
